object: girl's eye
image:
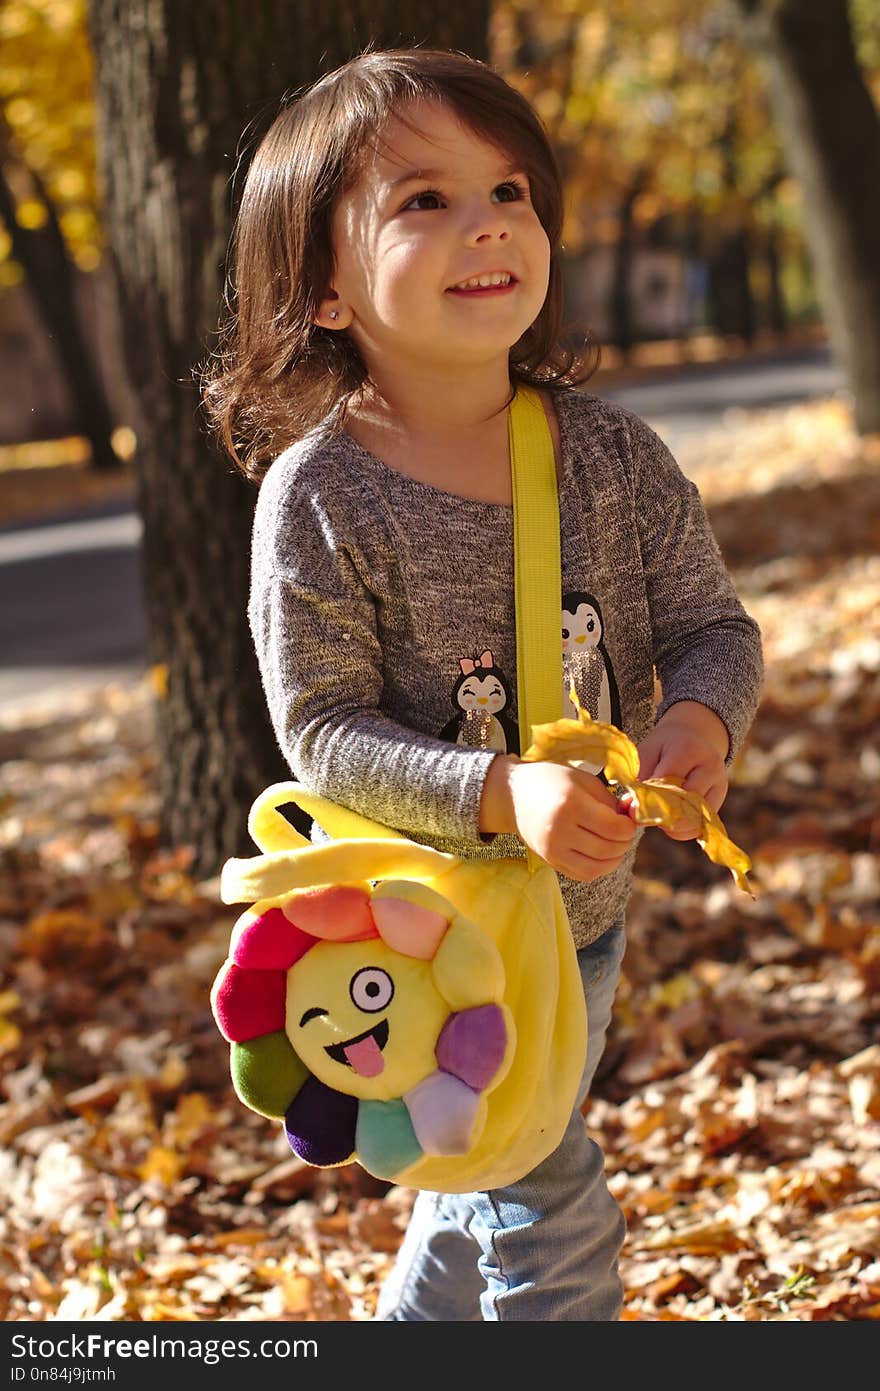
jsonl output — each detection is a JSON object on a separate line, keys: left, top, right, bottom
{"left": 405, "top": 188, "right": 444, "bottom": 211}
{"left": 492, "top": 179, "right": 528, "bottom": 203}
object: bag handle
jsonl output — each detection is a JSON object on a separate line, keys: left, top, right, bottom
{"left": 509, "top": 387, "right": 563, "bottom": 872}
{"left": 247, "top": 781, "right": 406, "bottom": 854}
{"left": 221, "top": 836, "right": 459, "bottom": 905}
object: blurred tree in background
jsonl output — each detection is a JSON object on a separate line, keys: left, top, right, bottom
{"left": 0, "top": 0, "right": 117, "bottom": 467}
{"left": 4, "top": 2, "right": 878, "bottom": 449}
{"left": 732, "top": 0, "right": 880, "bottom": 433}
{"left": 493, "top": 0, "right": 791, "bottom": 350}
{"left": 492, "top": 0, "right": 880, "bottom": 427}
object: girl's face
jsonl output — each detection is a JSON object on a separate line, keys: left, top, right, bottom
{"left": 320, "top": 100, "right": 551, "bottom": 379}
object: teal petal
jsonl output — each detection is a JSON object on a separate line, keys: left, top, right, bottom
{"left": 356, "top": 1098, "right": 423, "bottom": 1179}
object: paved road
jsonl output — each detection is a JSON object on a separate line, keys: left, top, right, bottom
{"left": 599, "top": 344, "right": 843, "bottom": 455}
{"left": 0, "top": 509, "right": 146, "bottom": 714}
{"left": 0, "top": 347, "right": 843, "bottom": 715}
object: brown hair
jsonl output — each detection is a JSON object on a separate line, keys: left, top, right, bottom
{"left": 200, "top": 47, "right": 599, "bottom": 483}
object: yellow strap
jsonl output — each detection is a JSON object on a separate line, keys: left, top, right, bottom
{"left": 509, "top": 387, "right": 562, "bottom": 873}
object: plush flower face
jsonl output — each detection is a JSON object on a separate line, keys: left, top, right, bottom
{"left": 211, "top": 874, "right": 515, "bottom": 1175}
{"left": 286, "top": 938, "right": 449, "bottom": 1101}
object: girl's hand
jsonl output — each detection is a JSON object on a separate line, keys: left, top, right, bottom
{"left": 504, "top": 760, "right": 637, "bottom": 882}
{"left": 635, "top": 701, "right": 729, "bottom": 841}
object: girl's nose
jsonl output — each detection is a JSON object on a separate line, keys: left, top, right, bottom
{"left": 464, "top": 203, "right": 511, "bottom": 246}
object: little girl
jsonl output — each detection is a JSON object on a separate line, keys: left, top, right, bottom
{"left": 203, "top": 48, "right": 763, "bottom": 1321}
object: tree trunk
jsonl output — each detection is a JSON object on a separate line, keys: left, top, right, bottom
{"left": 733, "top": 0, "right": 880, "bottom": 433}
{"left": 88, "top": 1, "right": 490, "bottom": 877}
{"left": 0, "top": 146, "right": 119, "bottom": 470}
{"left": 764, "top": 224, "right": 787, "bottom": 337}
{"left": 609, "top": 169, "right": 647, "bottom": 359}
{"left": 709, "top": 227, "right": 756, "bottom": 345}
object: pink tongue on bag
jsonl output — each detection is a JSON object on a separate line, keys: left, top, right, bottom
{"left": 344, "top": 1033, "right": 385, "bottom": 1077}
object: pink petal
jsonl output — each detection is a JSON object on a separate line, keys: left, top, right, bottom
{"left": 371, "top": 896, "right": 449, "bottom": 960}
{"left": 282, "top": 884, "right": 378, "bottom": 942}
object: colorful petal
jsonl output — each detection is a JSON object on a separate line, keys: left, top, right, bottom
{"left": 231, "top": 906, "right": 315, "bottom": 970}
{"left": 284, "top": 1075, "right": 358, "bottom": 1166}
{"left": 282, "top": 884, "right": 378, "bottom": 942}
{"left": 231, "top": 1031, "right": 309, "bottom": 1118}
{"left": 432, "top": 918, "right": 505, "bottom": 1009}
{"left": 356, "top": 1098, "right": 423, "bottom": 1179}
{"left": 403, "top": 1070, "right": 486, "bottom": 1156}
{"left": 436, "top": 1003, "right": 510, "bottom": 1092}
{"left": 211, "top": 960, "right": 285, "bottom": 1042}
{"left": 371, "top": 880, "right": 451, "bottom": 960}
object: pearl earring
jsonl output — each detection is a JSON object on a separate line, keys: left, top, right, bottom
{"left": 329, "top": 310, "right": 339, "bottom": 320}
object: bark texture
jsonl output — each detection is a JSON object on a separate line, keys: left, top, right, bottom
{"left": 734, "top": 0, "right": 880, "bottom": 432}
{"left": 88, "top": 0, "right": 490, "bottom": 875}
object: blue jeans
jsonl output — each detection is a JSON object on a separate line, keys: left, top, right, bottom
{"left": 375, "top": 919, "right": 627, "bottom": 1321}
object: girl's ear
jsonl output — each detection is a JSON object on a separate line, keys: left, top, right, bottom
{"left": 314, "top": 292, "right": 353, "bottom": 330}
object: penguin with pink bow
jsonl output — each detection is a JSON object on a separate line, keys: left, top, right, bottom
{"left": 439, "top": 649, "right": 520, "bottom": 754}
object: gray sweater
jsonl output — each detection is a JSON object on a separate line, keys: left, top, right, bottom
{"left": 248, "top": 388, "right": 763, "bottom": 947}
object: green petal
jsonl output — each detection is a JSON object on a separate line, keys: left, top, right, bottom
{"left": 231, "top": 1031, "right": 308, "bottom": 1118}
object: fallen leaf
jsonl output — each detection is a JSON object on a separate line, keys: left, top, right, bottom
{"left": 137, "top": 1145, "right": 183, "bottom": 1187}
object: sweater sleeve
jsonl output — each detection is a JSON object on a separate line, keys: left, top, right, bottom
{"left": 248, "top": 455, "right": 498, "bottom": 841}
{"left": 625, "top": 409, "right": 764, "bottom": 761}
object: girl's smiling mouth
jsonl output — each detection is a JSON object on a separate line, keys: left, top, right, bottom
{"left": 447, "top": 271, "right": 517, "bottom": 295}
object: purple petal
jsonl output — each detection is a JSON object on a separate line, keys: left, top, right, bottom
{"left": 436, "top": 1003, "right": 508, "bottom": 1092}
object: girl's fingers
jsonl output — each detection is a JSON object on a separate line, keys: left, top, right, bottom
{"left": 679, "top": 771, "right": 714, "bottom": 801}
{"left": 568, "top": 828, "right": 634, "bottom": 866}
{"left": 562, "top": 853, "right": 629, "bottom": 882}
{"left": 703, "top": 778, "right": 728, "bottom": 813}
{"left": 575, "top": 792, "right": 639, "bottom": 840}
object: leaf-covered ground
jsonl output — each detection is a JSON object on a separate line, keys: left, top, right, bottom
{"left": 1, "top": 394, "right": 878, "bottom": 1322}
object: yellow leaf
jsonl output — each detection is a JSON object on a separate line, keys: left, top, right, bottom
{"left": 158, "top": 1053, "right": 188, "bottom": 1091}
{"left": 699, "top": 806, "right": 755, "bottom": 897}
{"left": 138, "top": 1145, "right": 183, "bottom": 1187}
{"left": 0, "top": 1018, "right": 22, "bottom": 1055}
{"left": 281, "top": 1273, "right": 314, "bottom": 1316}
{"left": 625, "top": 777, "right": 705, "bottom": 835}
{"left": 626, "top": 778, "right": 753, "bottom": 894}
{"left": 522, "top": 685, "right": 755, "bottom": 895}
{"left": 15, "top": 199, "right": 48, "bottom": 230}
{"left": 150, "top": 664, "right": 169, "bottom": 700}
{"left": 164, "top": 1092, "right": 213, "bottom": 1148}
{"left": 522, "top": 687, "right": 640, "bottom": 783}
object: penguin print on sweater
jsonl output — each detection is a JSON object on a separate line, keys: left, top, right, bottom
{"left": 438, "top": 650, "right": 520, "bottom": 755}
{"left": 561, "top": 593, "right": 620, "bottom": 774}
